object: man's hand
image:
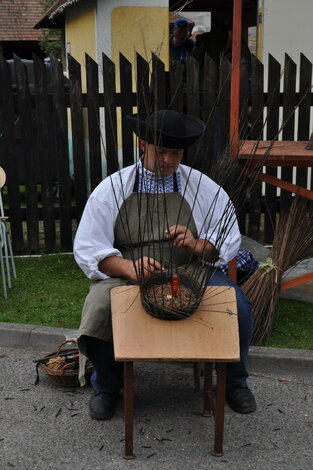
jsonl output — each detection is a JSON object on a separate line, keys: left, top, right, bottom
{"left": 166, "top": 225, "right": 197, "bottom": 252}
{"left": 130, "top": 257, "right": 163, "bottom": 281}
{"left": 166, "top": 224, "right": 219, "bottom": 261}
{"left": 98, "top": 255, "right": 163, "bottom": 281}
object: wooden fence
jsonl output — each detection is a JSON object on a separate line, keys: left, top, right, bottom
{"left": 0, "top": 51, "right": 312, "bottom": 253}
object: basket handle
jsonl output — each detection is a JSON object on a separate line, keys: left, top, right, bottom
{"left": 55, "top": 339, "right": 77, "bottom": 355}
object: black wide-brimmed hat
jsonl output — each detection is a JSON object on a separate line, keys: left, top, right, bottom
{"left": 127, "top": 110, "right": 205, "bottom": 149}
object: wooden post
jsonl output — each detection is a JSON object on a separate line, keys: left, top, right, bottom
{"left": 229, "top": 0, "right": 243, "bottom": 282}
{"left": 230, "top": 0, "right": 243, "bottom": 158}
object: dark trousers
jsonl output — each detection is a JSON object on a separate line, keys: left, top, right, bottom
{"left": 86, "top": 269, "right": 253, "bottom": 392}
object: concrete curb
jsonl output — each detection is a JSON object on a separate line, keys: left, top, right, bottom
{"left": 1, "top": 322, "right": 313, "bottom": 374}
{"left": 0, "top": 322, "right": 78, "bottom": 351}
{"left": 247, "top": 344, "right": 313, "bottom": 376}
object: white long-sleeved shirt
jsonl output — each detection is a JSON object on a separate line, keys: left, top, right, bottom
{"left": 73, "top": 163, "right": 241, "bottom": 280}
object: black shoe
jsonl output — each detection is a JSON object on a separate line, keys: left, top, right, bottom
{"left": 226, "top": 387, "right": 256, "bottom": 414}
{"left": 89, "top": 391, "right": 119, "bottom": 420}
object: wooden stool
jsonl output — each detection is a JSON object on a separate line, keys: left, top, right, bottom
{"left": 111, "top": 285, "right": 239, "bottom": 459}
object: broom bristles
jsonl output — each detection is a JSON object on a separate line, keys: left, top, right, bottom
{"left": 242, "top": 196, "right": 313, "bottom": 344}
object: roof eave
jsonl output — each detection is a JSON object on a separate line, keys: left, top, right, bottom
{"left": 34, "top": 15, "right": 65, "bottom": 29}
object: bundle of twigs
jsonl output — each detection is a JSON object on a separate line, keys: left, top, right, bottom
{"left": 241, "top": 196, "right": 313, "bottom": 344}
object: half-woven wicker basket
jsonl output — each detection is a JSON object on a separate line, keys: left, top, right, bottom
{"left": 140, "top": 271, "right": 205, "bottom": 321}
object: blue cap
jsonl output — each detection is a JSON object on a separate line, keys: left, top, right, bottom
{"left": 174, "top": 18, "right": 189, "bottom": 28}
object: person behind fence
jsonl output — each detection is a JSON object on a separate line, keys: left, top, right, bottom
{"left": 169, "top": 18, "right": 194, "bottom": 64}
{"left": 191, "top": 24, "right": 206, "bottom": 42}
{"left": 73, "top": 109, "right": 257, "bottom": 421}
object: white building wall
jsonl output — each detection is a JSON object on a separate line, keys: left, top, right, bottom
{"left": 261, "top": 0, "right": 313, "bottom": 88}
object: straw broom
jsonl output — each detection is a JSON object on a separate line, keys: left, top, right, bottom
{"left": 241, "top": 196, "right": 313, "bottom": 345}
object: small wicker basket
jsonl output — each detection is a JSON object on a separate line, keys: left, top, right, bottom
{"left": 35, "top": 340, "right": 94, "bottom": 388}
{"left": 140, "top": 272, "right": 204, "bottom": 321}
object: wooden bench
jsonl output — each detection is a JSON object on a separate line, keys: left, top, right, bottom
{"left": 111, "top": 285, "right": 239, "bottom": 459}
{"left": 239, "top": 140, "right": 313, "bottom": 290}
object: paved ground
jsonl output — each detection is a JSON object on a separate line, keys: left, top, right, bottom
{"left": 0, "top": 324, "right": 313, "bottom": 470}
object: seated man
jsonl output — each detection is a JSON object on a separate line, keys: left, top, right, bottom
{"left": 73, "top": 109, "right": 256, "bottom": 420}
{"left": 169, "top": 18, "right": 194, "bottom": 63}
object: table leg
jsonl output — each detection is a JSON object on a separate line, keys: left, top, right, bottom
{"left": 123, "top": 361, "right": 135, "bottom": 459}
{"left": 212, "top": 362, "right": 226, "bottom": 457}
{"left": 193, "top": 362, "right": 201, "bottom": 392}
{"left": 202, "top": 362, "right": 213, "bottom": 417}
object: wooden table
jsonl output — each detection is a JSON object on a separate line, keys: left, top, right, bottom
{"left": 239, "top": 140, "right": 313, "bottom": 290}
{"left": 111, "top": 285, "right": 239, "bottom": 459}
{"left": 239, "top": 140, "right": 313, "bottom": 201}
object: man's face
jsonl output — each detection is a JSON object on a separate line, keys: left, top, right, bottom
{"left": 140, "top": 141, "right": 184, "bottom": 177}
{"left": 173, "top": 26, "right": 189, "bottom": 45}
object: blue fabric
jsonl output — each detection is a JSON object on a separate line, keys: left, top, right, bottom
{"left": 137, "top": 163, "right": 182, "bottom": 193}
{"left": 207, "top": 268, "right": 253, "bottom": 389}
{"left": 88, "top": 268, "right": 253, "bottom": 392}
{"left": 169, "top": 34, "right": 194, "bottom": 63}
{"left": 220, "top": 248, "right": 259, "bottom": 277}
{"left": 86, "top": 337, "right": 123, "bottom": 393}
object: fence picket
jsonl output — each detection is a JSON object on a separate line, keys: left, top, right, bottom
{"left": 50, "top": 57, "right": 72, "bottom": 251}
{"left": 201, "top": 54, "right": 218, "bottom": 175}
{"left": 237, "top": 60, "right": 250, "bottom": 235}
{"left": 169, "top": 59, "right": 184, "bottom": 113}
{"left": 219, "top": 58, "right": 231, "bottom": 154}
{"left": 264, "top": 54, "right": 281, "bottom": 243}
{"left": 0, "top": 58, "right": 24, "bottom": 251}
{"left": 68, "top": 54, "right": 87, "bottom": 223}
{"left": 151, "top": 54, "right": 166, "bottom": 111}
{"left": 14, "top": 55, "right": 39, "bottom": 252}
{"left": 120, "top": 54, "right": 134, "bottom": 167}
{"left": 248, "top": 56, "right": 264, "bottom": 241}
{"left": 297, "top": 54, "right": 312, "bottom": 188}
{"left": 33, "top": 54, "right": 56, "bottom": 251}
{"left": 102, "top": 53, "right": 119, "bottom": 175}
{"left": 281, "top": 54, "right": 297, "bottom": 211}
{"left": 136, "top": 53, "right": 150, "bottom": 114}
{"left": 186, "top": 54, "right": 201, "bottom": 168}
{"left": 86, "top": 53, "right": 102, "bottom": 191}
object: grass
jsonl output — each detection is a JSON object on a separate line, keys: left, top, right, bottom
{"left": 268, "top": 299, "right": 313, "bottom": 349}
{"left": 0, "top": 254, "right": 89, "bottom": 329}
{"left": 0, "top": 254, "right": 312, "bottom": 350}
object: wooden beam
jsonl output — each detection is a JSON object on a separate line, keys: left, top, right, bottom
{"left": 230, "top": 0, "right": 243, "bottom": 157}
{"left": 280, "top": 273, "right": 313, "bottom": 291}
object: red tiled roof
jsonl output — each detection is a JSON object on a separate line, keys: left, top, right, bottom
{"left": 0, "top": 0, "right": 45, "bottom": 41}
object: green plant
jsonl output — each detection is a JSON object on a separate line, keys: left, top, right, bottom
{"left": 38, "top": 0, "right": 63, "bottom": 58}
